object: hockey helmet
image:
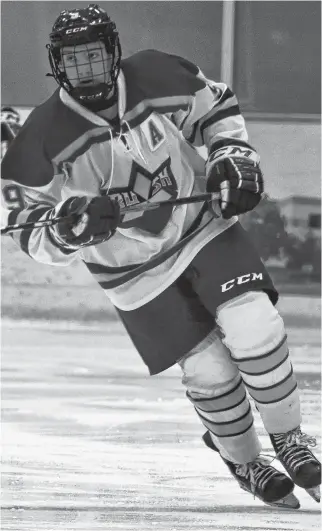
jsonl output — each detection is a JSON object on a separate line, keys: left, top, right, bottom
{"left": 47, "top": 4, "right": 121, "bottom": 104}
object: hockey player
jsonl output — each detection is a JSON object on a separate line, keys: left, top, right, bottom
{"left": 1, "top": 106, "right": 21, "bottom": 159}
{"left": 1, "top": 4, "right": 320, "bottom": 508}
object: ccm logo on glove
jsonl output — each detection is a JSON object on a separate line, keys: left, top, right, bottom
{"left": 206, "top": 145, "right": 264, "bottom": 219}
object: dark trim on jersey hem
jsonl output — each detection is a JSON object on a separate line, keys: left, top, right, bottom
{"left": 86, "top": 204, "right": 209, "bottom": 278}
{"left": 97, "top": 213, "right": 214, "bottom": 289}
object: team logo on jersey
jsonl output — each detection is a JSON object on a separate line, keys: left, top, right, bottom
{"left": 109, "top": 157, "right": 178, "bottom": 234}
{"left": 141, "top": 116, "right": 165, "bottom": 151}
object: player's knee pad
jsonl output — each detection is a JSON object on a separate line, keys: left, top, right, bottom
{"left": 217, "top": 291, "right": 298, "bottom": 411}
{"left": 178, "top": 329, "right": 239, "bottom": 397}
{"left": 216, "top": 290, "right": 285, "bottom": 358}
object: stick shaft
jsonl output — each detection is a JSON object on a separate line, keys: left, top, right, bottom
{"left": 121, "top": 192, "right": 219, "bottom": 213}
{"left": 0, "top": 215, "right": 72, "bottom": 235}
{"left": 1, "top": 192, "right": 220, "bottom": 235}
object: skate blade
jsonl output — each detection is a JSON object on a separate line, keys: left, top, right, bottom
{"left": 240, "top": 485, "right": 300, "bottom": 509}
{"left": 266, "top": 492, "right": 300, "bottom": 510}
{"left": 306, "top": 486, "right": 320, "bottom": 502}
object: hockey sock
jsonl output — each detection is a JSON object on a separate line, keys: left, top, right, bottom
{"left": 187, "top": 376, "right": 261, "bottom": 463}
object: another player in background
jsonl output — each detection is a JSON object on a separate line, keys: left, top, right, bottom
{"left": 1, "top": 4, "right": 320, "bottom": 508}
{"left": 1, "top": 106, "right": 21, "bottom": 159}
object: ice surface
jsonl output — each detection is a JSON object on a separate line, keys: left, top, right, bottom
{"left": 1, "top": 322, "right": 321, "bottom": 530}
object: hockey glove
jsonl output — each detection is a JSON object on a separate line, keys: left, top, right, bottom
{"left": 54, "top": 195, "right": 121, "bottom": 248}
{"left": 206, "top": 146, "right": 264, "bottom": 219}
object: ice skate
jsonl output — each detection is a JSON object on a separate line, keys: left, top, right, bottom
{"left": 203, "top": 431, "right": 299, "bottom": 509}
{"left": 270, "top": 427, "right": 321, "bottom": 502}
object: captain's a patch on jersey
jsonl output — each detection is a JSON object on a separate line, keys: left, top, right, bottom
{"left": 141, "top": 115, "right": 166, "bottom": 151}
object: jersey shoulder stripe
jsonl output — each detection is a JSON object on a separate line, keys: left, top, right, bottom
{"left": 121, "top": 50, "right": 206, "bottom": 119}
{"left": 1, "top": 90, "right": 97, "bottom": 188}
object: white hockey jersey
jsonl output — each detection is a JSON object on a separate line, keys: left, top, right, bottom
{"left": 1, "top": 50, "right": 256, "bottom": 310}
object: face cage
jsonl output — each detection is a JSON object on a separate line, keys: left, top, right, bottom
{"left": 48, "top": 37, "right": 121, "bottom": 101}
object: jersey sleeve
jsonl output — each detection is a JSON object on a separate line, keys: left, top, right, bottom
{"left": 1, "top": 126, "right": 78, "bottom": 266}
{"left": 168, "top": 54, "right": 255, "bottom": 155}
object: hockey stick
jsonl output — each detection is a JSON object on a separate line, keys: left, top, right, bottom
{"left": 1, "top": 192, "right": 220, "bottom": 235}
{"left": 0, "top": 215, "right": 75, "bottom": 236}
{"left": 120, "top": 191, "right": 220, "bottom": 212}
